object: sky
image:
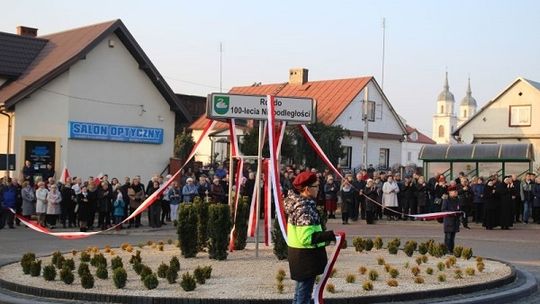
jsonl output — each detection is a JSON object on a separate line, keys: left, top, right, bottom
{"left": 2, "top": 0, "right": 540, "bottom": 135}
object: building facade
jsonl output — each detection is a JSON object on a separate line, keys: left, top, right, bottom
{"left": 0, "top": 20, "right": 191, "bottom": 180}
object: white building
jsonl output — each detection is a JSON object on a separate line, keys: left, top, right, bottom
{"left": 190, "top": 68, "right": 434, "bottom": 170}
{"left": 0, "top": 20, "right": 191, "bottom": 180}
{"left": 453, "top": 77, "right": 540, "bottom": 170}
{"left": 432, "top": 72, "right": 477, "bottom": 144}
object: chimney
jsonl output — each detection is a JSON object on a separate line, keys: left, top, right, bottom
{"left": 288, "top": 68, "right": 309, "bottom": 85}
{"left": 16, "top": 26, "right": 38, "bottom": 37}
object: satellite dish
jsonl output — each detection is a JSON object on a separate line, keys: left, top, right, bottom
{"left": 462, "top": 133, "right": 473, "bottom": 144}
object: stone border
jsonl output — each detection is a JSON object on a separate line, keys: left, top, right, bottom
{"left": 0, "top": 258, "right": 519, "bottom": 304}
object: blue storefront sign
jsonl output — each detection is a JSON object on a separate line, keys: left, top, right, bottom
{"left": 69, "top": 121, "right": 163, "bottom": 144}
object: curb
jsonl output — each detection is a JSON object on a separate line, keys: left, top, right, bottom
{"left": 0, "top": 258, "right": 534, "bottom": 304}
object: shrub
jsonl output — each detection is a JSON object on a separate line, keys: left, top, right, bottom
{"left": 476, "top": 256, "right": 483, "bottom": 263}
{"left": 384, "top": 264, "right": 391, "bottom": 273}
{"left": 330, "top": 268, "right": 337, "bottom": 278}
{"left": 326, "top": 283, "right": 335, "bottom": 293}
{"left": 167, "top": 239, "right": 173, "bottom": 245}
{"left": 63, "top": 258, "right": 75, "bottom": 271}
{"left": 133, "top": 262, "right": 143, "bottom": 275}
{"left": 411, "top": 266, "right": 421, "bottom": 276}
{"left": 143, "top": 273, "right": 159, "bottom": 290}
{"left": 194, "top": 197, "right": 209, "bottom": 251}
{"left": 80, "top": 252, "right": 91, "bottom": 262}
{"left": 111, "top": 256, "right": 123, "bottom": 270}
{"left": 202, "top": 265, "right": 212, "bottom": 279}
{"left": 157, "top": 263, "right": 169, "bottom": 278}
{"left": 277, "top": 281, "right": 285, "bottom": 293}
{"left": 276, "top": 269, "right": 286, "bottom": 282}
{"left": 180, "top": 272, "right": 197, "bottom": 291}
{"left": 207, "top": 204, "right": 232, "bottom": 260}
{"left": 353, "top": 237, "right": 365, "bottom": 252}
{"left": 438, "top": 274, "right": 446, "bottom": 282}
{"left": 90, "top": 253, "right": 107, "bottom": 268}
{"left": 81, "top": 273, "right": 94, "bottom": 289}
{"left": 193, "top": 266, "right": 206, "bottom": 284}
{"left": 403, "top": 245, "right": 414, "bottom": 257}
{"left": 454, "top": 269, "right": 463, "bottom": 279}
{"left": 140, "top": 265, "right": 152, "bottom": 281}
{"left": 426, "top": 267, "right": 434, "bottom": 275}
{"left": 345, "top": 274, "right": 356, "bottom": 283}
{"left": 78, "top": 262, "right": 90, "bottom": 277}
{"left": 429, "top": 242, "right": 446, "bottom": 258}
{"left": 177, "top": 204, "right": 199, "bottom": 258}
{"left": 388, "top": 238, "right": 400, "bottom": 248}
{"left": 113, "top": 267, "right": 128, "bottom": 288}
{"left": 421, "top": 255, "right": 428, "bottom": 263}
{"left": 21, "top": 252, "right": 36, "bottom": 275}
{"left": 358, "top": 266, "right": 367, "bottom": 275}
{"left": 96, "top": 266, "right": 108, "bottom": 279}
{"left": 43, "top": 264, "right": 56, "bottom": 281}
{"left": 453, "top": 245, "right": 463, "bottom": 258}
{"left": 465, "top": 267, "right": 476, "bottom": 276}
{"left": 170, "top": 256, "right": 180, "bottom": 272}
{"left": 415, "top": 257, "right": 423, "bottom": 265}
{"left": 147, "top": 240, "right": 154, "bottom": 246}
{"left": 418, "top": 242, "right": 428, "bottom": 255}
{"left": 51, "top": 251, "right": 63, "bottom": 266}
{"left": 414, "top": 276, "right": 425, "bottom": 284}
{"left": 364, "top": 239, "right": 374, "bottom": 251}
{"left": 60, "top": 267, "right": 74, "bottom": 285}
{"left": 404, "top": 261, "right": 410, "bottom": 269}
{"left": 233, "top": 197, "right": 249, "bottom": 250}
{"left": 388, "top": 245, "right": 398, "bottom": 255}
{"left": 387, "top": 279, "right": 398, "bottom": 287}
{"left": 377, "top": 257, "right": 385, "bottom": 265}
{"left": 368, "top": 269, "right": 379, "bottom": 281}
{"left": 437, "top": 262, "right": 445, "bottom": 271}
{"left": 71, "top": 250, "right": 77, "bottom": 256}
{"left": 389, "top": 268, "right": 399, "bottom": 278}
{"left": 477, "top": 262, "right": 485, "bottom": 272}
{"left": 158, "top": 244, "right": 164, "bottom": 251}
{"left": 462, "top": 247, "right": 473, "bottom": 260}
{"left": 272, "top": 218, "right": 288, "bottom": 260}
{"left": 374, "top": 236, "right": 383, "bottom": 250}
{"left": 166, "top": 267, "right": 179, "bottom": 284}
{"left": 362, "top": 281, "right": 373, "bottom": 291}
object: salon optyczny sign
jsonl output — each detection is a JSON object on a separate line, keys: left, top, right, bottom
{"left": 207, "top": 93, "right": 316, "bottom": 123}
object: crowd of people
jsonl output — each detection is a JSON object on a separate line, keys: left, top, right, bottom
{"left": 1, "top": 160, "right": 539, "bottom": 232}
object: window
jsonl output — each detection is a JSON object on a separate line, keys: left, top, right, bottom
{"left": 438, "top": 125, "right": 444, "bottom": 138}
{"left": 440, "top": 105, "right": 444, "bottom": 114}
{"left": 463, "top": 109, "right": 467, "bottom": 118}
{"left": 410, "top": 132, "right": 418, "bottom": 141}
{"left": 379, "top": 148, "right": 389, "bottom": 169}
{"left": 509, "top": 105, "right": 531, "bottom": 127}
{"left": 339, "top": 146, "right": 352, "bottom": 169}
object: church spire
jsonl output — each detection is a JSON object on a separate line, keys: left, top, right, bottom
{"left": 444, "top": 70, "right": 449, "bottom": 91}
{"left": 466, "top": 76, "right": 472, "bottom": 96}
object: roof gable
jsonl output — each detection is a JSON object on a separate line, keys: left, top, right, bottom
{"left": 454, "top": 77, "right": 540, "bottom": 135}
{"left": 0, "top": 20, "right": 191, "bottom": 122}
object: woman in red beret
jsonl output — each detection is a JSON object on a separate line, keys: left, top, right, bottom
{"left": 284, "top": 171, "right": 337, "bottom": 304}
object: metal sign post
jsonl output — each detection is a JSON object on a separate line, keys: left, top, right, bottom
{"left": 206, "top": 93, "right": 315, "bottom": 257}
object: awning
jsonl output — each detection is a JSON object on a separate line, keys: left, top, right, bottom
{"left": 419, "top": 144, "right": 534, "bottom": 161}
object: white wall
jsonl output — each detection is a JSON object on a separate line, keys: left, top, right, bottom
{"left": 401, "top": 141, "right": 424, "bottom": 167}
{"left": 13, "top": 32, "right": 176, "bottom": 180}
{"left": 334, "top": 81, "right": 404, "bottom": 135}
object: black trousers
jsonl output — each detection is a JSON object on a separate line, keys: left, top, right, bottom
{"left": 444, "top": 232, "right": 456, "bottom": 253}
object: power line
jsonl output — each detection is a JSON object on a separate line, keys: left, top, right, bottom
{"left": 163, "top": 75, "right": 222, "bottom": 90}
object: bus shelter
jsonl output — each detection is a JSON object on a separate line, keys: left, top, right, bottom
{"left": 419, "top": 144, "right": 533, "bottom": 180}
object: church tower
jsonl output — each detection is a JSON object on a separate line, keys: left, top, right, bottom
{"left": 432, "top": 72, "right": 457, "bottom": 144}
{"left": 457, "top": 77, "right": 477, "bottom": 126}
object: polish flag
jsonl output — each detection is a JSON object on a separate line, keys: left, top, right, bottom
{"left": 59, "top": 162, "right": 70, "bottom": 184}
{"left": 94, "top": 172, "right": 104, "bottom": 186}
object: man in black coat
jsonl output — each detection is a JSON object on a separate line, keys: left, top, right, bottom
{"left": 442, "top": 185, "right": 461, "bottom": 253}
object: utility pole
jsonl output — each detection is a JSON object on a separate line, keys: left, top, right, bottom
{"left": 362, "top": 87, "right": 369, "bottom": 170}
{"left": 381, "top": 17, "right": 386, "bottom": 90}
{"left": 219, "top": 42, "right": 223, "bottom": 93}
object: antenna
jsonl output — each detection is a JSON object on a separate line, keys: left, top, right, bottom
{"left": 381, "top": 17, "right": 386, "bottom": 90}
{"left": 219, "top": 42, "right": 223, "bottom": 93}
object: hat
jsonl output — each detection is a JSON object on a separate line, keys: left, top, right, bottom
{"left": 293, "top": 172, "right": 318, "bottom": 190}
{"left": 447, "top": 185, "right": 458, "bottom": 192}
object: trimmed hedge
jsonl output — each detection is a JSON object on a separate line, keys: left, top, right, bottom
{"left": 207, "top": 204, "right": 232, "bottom": 260}
{"left": 177, "top": 204, "right": 199, "bottom": 258}
{"left": 233, "top": 196, "right": 249, "bottom": 250}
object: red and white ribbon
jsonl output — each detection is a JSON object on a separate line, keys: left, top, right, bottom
{"left": 263, "top": 160, "right": 272, "bottom": 246}
{"left": 228, "top": 157, "right": 244, "bottom": 251}
{"left": 247, "top": 122, "right": 266, "bottom": 238}
{"left": 313, "top": 232, "right": 345, "bottom": 304}
{"left": 10, "top": 119, "right": 217, "bottom": 239}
